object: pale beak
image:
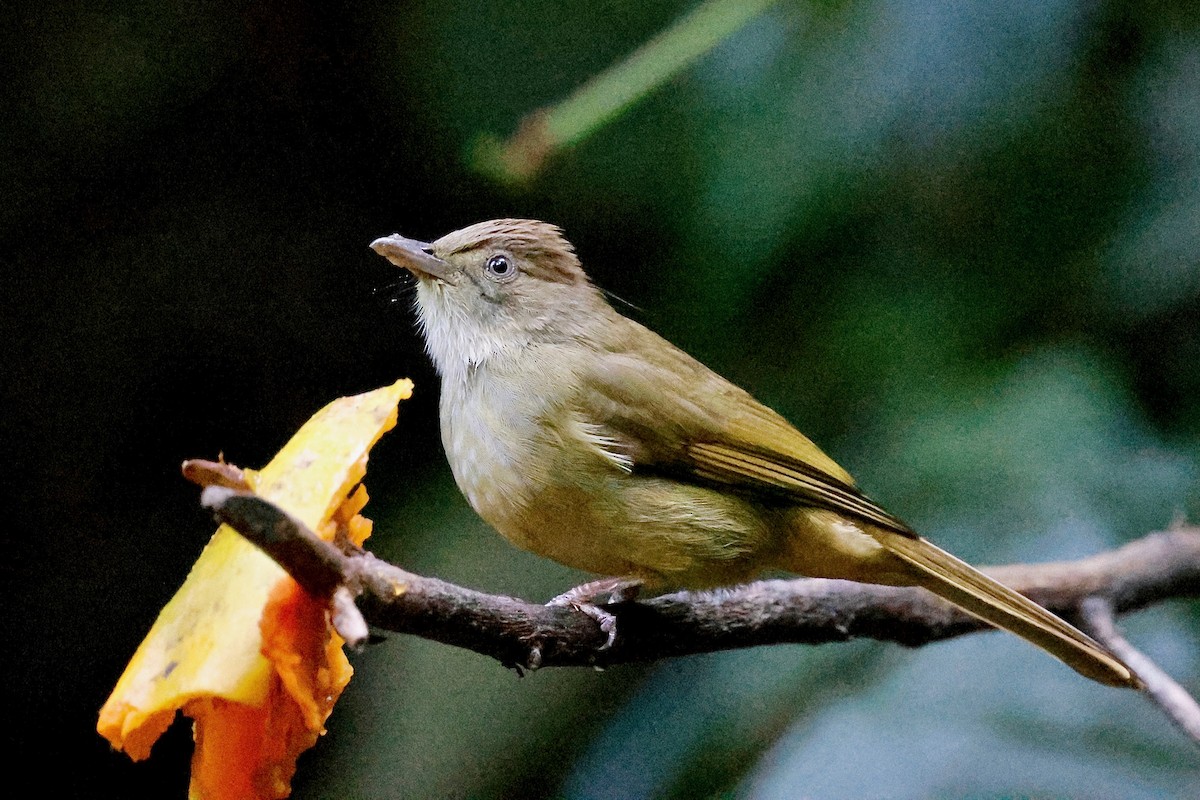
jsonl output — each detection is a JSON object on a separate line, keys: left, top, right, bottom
{"left": 370, "top": 234, "right": 458, "bottom": 285}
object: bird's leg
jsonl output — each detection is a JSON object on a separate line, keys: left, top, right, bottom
{"left": 547, "top": 577, "right": 643, "bottom": 650}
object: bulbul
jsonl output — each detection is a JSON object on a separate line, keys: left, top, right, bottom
{"left": 371, "top": 219, "right": 1138, "bottom": 688}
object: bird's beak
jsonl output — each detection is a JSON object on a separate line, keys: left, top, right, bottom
{"left": 370, "top": 234, "right": 458, "bottom": 285}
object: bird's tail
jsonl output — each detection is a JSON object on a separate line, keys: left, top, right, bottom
{"left": 877, "top": 531, "right": 1140, "bottom": 689}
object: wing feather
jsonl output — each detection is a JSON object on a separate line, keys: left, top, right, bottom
{"left": 575, "top": 318, "right": 914, "bottom": 536}
{"left": 688, "top": 442, "right": 913, "bottom": 535}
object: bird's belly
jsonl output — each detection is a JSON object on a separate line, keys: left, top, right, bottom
{"left": 444, "top": 424, "right": 629, "bottom": 572}
{"left": 440, "top": 377, "right": 777, "bottom": 589}
{"left": 492, "top": 471, "right": 778, "bottom": 590}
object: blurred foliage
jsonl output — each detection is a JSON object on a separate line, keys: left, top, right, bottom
{"left": 470, "top": 0, "right": 785, "bottom": 183}
{"left": 6, "top": 0, "right": 1200, "bottom": 797}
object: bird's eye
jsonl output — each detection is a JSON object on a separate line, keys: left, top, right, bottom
{"left": 485, "top": 254, "right": 516, "bottom": 281}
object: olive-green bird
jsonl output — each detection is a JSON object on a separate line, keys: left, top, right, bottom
{"left": 371, "top": 219, "right": 1138, "bottom": 688}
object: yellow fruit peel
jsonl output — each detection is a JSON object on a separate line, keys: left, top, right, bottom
{"left": 98, "top": 379, "right": 413, "bottom": 799}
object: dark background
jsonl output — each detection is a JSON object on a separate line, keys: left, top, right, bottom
{"left": 5, "top": 1, "right": 1200, "bottom": 797}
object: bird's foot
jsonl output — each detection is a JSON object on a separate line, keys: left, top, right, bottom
{"left": 547, "top": 577, "right": 643, "bottom": 650}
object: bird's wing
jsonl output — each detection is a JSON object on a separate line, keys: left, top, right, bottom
{"left": 578, "top": 326, "right": 915, "bottom": 537}
{"left": 684, "top": 440, "right": 913, "bottom": 535}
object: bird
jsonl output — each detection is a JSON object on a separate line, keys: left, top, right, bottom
{"left": 370, "top": 218, "right": 1139, "bottom": 688}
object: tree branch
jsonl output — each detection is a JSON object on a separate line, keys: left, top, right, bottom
{"left": 196, "top": 483, "right": 1200, "bottom": 742}
{"left": 1080, "top": 597, "right": 1200, "bottom": 749}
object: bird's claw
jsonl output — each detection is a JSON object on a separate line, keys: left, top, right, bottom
{"left": 547, "top": 577, "right": 643, "bottom": 651}
{"left": 569, "top": 601, "right": 619, "bottom": 650}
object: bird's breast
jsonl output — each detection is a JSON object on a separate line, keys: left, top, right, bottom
{"left": 437, "top": 360, "right": 777, "bottom": 587}
{"left": 438, "top": 364, "right": 625, "bottom": 558}
{"left": 440, "top": 377, "right": 534, "bottom": 526}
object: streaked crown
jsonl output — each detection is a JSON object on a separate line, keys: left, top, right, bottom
{"left": 433, "top": 219, "right": 585, "bottom": 285}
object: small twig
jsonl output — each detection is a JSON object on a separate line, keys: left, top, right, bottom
{"left": 182, "top": 458, "right": 249, "bottom": 491}
{"left": 199, "top": 485, "right": 370, "bottom": 647}
{"left": 1081, "top": 597, "right": 1200, "bottom": 748}
{"left": 331, "top": 586, "right": 370, "bottom": 651}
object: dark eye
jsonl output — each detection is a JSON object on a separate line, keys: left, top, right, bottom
{"left": 485, "top": 254, "right": 516, "bottom": 281}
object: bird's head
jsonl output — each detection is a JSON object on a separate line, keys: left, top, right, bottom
{"left": 371, "top": 219, "right": 605, "bottom": 377}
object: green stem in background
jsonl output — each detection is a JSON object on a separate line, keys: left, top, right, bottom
{"left": 470, "top": 0, "right": 785, "bottom": 184}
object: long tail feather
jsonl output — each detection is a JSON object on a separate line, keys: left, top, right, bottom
{"left": 878, "top": 532, "right": 1140, "bottom": 688}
